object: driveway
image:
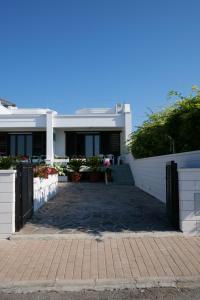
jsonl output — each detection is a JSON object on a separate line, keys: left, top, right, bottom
{"left": 18, "top": 183, "right": 174, "bottom": 235}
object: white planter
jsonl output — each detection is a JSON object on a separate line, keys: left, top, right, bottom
{"left": 54, "top": 158, "right": 69, "bottom": 165}
{"left": 33, "top": 174, "right": 58, "bottom": 212}
{"left": 58, "top": 175, "right": 68, "bottom": 182}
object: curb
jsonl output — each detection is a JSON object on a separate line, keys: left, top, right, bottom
{"left": 10, "top": 231, "right": 183, "bottom": 241}
{"left": 0, "top": 276, "right": 200, "bottom": 293}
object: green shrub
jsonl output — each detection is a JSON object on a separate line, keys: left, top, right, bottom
{"left": 66, "top": 159, "right": 85, "bottom": 172}
{"left": 129, "top": 87, "right": 200, "bottom": 158}
{"left": 0, "top": 157, "right": 14, "bottom": 170}
{"left": 86, "top": 156, "right": 101, "bottom": 171}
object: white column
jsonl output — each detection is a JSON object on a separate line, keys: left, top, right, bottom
{"left": 0, "top": 170, "right": 16, "bottom": 239}
{"left": 122, "top": 104, "right": 132, "bottom": 154}
{"left": 46, "top": 111, "right": 55, "bottom": 164}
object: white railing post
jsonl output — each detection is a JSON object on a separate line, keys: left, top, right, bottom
{"left": 46, "top": 111, "right": 55, "bottom": 164}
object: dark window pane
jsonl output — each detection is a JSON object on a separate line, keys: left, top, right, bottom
{"left": 85, "top": 135, "right": 93, "bottom": 157}
{"left": 94, "top": 135, "right": 100, "bottom": 155}
{"left": 26, "top": 135, "right": 32, "bottom": 157}
{"left": 17, "top": 135, "right": 25, "bottom": 156}
{"left": 10, "top": 135, "right": 16, "bottom": 156}
{"left": 0, "top": 133, "right": 8, "bottom": 156}
{"left": 33, "top": 132, "right": 46, "bottom": 156}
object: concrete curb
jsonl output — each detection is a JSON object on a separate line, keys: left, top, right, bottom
{"left": 0, "top": 276, "right": 200, "bottom": 293}
{"left": 10, "top": 231, "right": 184, "bottom": 241}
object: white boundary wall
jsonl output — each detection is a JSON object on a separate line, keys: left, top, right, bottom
{"left": 123, "top": 150, "right": 200, "bottom": 203}
{"left": 0, "top": 170, "right": 16, "bottom": 239}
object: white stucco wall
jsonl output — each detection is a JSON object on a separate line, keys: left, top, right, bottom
{"left": 0, "top": 115, "right": 46, "bottom": 128}
{"left": 0, "top": 170, "right": 16, "bottom": 239}
{"left": 54, "top": 114, "right": 124, "bottom": 128}
{"left": 124, "top": 150, "right": 200, "bottom": 203}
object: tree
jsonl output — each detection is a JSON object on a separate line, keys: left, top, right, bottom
{"left": 129, "top": 88, "right": 200, "bottom": 158}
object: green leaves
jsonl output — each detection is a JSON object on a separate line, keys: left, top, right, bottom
{"left": 0, "top": 157, "right": 14, "bottom": 169}
{"left": 129, "top": 88, "right": 200, "bottom": 158}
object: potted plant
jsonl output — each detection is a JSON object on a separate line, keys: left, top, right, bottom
{"left": 53, "top": 163, "right": 68, "bottom": 182}
{"left": 66, "top": 159, "right": 85, "bottom": 182}
{"left": 86, "top": 156, "right": 102, "bottom": 182}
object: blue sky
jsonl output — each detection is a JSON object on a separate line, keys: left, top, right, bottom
{"left": 0, "top": 0, "right": 200, "bottom": 129}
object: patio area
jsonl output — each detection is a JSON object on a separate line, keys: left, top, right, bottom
{"left": 17, "top": 182, "right": 174, "bottom": 236}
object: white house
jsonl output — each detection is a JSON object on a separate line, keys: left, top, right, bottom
{"left": 0, "top": 99, "right": 132, "bottom": 163}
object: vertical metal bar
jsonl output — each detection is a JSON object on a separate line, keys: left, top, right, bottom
{"left": 166, "top": 161, "right": 179, "bottom": 230}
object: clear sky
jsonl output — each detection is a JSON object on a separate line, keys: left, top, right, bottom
{"left": 0, "top": 0, "right": 200, "bottom": 129}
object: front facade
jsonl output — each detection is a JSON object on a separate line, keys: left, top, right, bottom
{"left": 0, "top": 100, "right": 132, "bottom": 163}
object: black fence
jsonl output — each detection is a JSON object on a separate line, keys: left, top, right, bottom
{"left": 166, "top": 161, "right": 179, "bottom": 229}
{"left": 15, "top": 163, "right": 34, "bottom": 231}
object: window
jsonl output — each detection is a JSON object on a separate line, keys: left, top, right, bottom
{"left": 9, "top": 134, "right": 33, "bottom": 157}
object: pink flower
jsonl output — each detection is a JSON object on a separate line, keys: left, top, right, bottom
{"left": 103, "top": 158, "right": 111, "bottom": 167}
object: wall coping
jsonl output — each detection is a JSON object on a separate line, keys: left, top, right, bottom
{"left": 0, "top": 170, "right": 16, "bottom": 174}
{"left": 178, "top": 168, "right": 200, "bottom": 172}
{"left": 132, "top": 150, "right": 200, "bottom": 162}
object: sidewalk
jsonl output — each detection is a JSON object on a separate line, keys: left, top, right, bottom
{"left": 0, "top": 235, "right": 200, "bottom": 292}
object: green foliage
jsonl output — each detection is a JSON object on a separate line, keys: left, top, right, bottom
{"left": 129, "top": 88, "right": 200, "bottom": 158}
{"left": 86, "top": 156, "right": 101, "bottom": 171}
{"left": 0, "top": 157, "right": 14, "bottom": 170}
{"left": 66, "top": 159, "right": 85, "bottom": 172}
{"left": 53, "top": 163, "right": 66, "bottom": 176}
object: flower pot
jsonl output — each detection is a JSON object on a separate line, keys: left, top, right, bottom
{"left": 71, "top": 172, "right": 82, "bottom": 182}
{"left": 89, "top": 172, "right": 101, "bottom": 182}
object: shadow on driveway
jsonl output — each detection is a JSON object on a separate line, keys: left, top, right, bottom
{"left": 19, "top": 183, "right": 175, "bottom": 235}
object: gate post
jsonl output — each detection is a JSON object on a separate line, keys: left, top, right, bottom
{"left": 166, "top": 161, "right": 179, "bottom": 229}
{"left": 15, "top": 163, "right": 34, "bottom": 231}
{"left": 0, "top": 170, "right": 16, "bottom": 239}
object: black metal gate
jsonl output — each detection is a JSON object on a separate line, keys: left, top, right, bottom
{"left": 166, "top": 161, "right": 179, "bottom": 229}
{"left": 15, "top": 163, "right": 34, "bottom": 231}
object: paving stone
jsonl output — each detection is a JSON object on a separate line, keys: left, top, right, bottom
{"left": 18, "top": 183, "right": 173, "bottom": 235}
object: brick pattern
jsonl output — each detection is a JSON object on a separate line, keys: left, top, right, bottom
{"left": 0, "top": 236, "right": 200, "bottom": 282}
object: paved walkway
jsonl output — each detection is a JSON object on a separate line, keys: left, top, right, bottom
{"left": 18, "top": 183, "right": 173, "bottom": 235}
{"left": 1, "top": 236, "right": 200, "bottom": 290}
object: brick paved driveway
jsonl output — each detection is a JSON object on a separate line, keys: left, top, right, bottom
{"left": 19, "top": 183, "right": 173, "bottom": 235}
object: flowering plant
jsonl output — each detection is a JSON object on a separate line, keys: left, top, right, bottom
{"left": 103, "top": 158, "right": 111, "bottom": 167}
{"left": 33, "top": 166, "right": 58, "bottom": 179}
